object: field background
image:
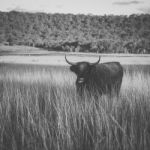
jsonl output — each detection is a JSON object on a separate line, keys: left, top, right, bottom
{"left": 0, "top": 62, "right": 150, "bottom": 150}
{"left": 1, "top": 45, "right": 150, "bottom": 66}
{"left": 0, "top": 45, "right": 150, "bottom": 150}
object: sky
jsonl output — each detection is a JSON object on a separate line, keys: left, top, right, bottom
{"left": 0, "top": 0, "right": 150, "bottom": 15}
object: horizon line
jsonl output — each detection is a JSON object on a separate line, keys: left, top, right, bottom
{"left": 0, "top": 9, "right": 149, "bottom": 16}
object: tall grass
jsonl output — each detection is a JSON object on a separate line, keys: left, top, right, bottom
{"left": 0, "top": 63, "right": 150, "bottom": 150}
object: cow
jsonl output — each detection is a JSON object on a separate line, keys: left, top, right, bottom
{"left": 65, "top": 55, "right": 123, "bottom": 97}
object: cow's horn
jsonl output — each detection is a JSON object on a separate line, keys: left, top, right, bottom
{"left": 65, "top": 55, "right": 77, "bottom": 65}
{"left": 90, "top": 56, "right": 101, "bottom": 65}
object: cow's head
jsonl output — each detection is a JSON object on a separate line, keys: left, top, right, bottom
{"left": 65, "top": 55, "right": 100, "bottom": 84}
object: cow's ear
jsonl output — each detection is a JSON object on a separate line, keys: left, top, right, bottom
{"left": 70, "top": 65, "right": 77, "bottom": 73}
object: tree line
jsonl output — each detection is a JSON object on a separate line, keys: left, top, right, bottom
{"left": 0, "top": 11, "right": 150, "bottom": 53}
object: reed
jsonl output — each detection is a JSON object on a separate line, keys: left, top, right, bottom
{"left": 0, "top": 64, "right": 150, "bottom": 150}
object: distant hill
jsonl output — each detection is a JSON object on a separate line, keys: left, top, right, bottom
{"left": 0, "top": 11, "right": 150, "bottom": 53}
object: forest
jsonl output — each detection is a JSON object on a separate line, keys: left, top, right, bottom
{"left": 0, "top": 11, "right": 150, "bottom": 53}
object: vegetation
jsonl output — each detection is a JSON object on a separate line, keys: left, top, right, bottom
{"left": 0, "top": 63, "right": 150, "bottom": 150}
{"left": 0, "top": 11, "right": 150, "bottom": 53}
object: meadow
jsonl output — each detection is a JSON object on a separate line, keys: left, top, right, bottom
{"left": 0, "top": 63, "right": 150, "bottom": 150}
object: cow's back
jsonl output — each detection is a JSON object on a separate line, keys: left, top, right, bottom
{"left": 89, "top": 62, "right": 123, "bottom": 94}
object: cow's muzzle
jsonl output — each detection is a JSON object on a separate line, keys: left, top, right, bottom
{"left": 77, "top": 78, "right": 85, "bottom": 84}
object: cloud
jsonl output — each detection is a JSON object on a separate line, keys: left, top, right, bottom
{"left": 7, "top": 6, "right": 44, "bottom": 13}
{"left": 56, "top": 4, "right": 63, "bottom": 9}
{"left": 7, "top": 6, "right": 34, "bottom": 12}
{"left": 113, "top": 1, "right": 143, "bottom": 5}
{"left": 7, "top": 6, "right": 27, "bottom": 12}
{"left": 138, "top": 7, "right": 150, "bottom": 14}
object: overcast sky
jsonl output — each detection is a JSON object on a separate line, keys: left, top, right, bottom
{"left": 0, "top": 0, "right": 150, "bottom": 15}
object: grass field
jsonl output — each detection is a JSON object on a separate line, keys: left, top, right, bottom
{"left": 1, "top": 45, "right": 150, "bottom": 65}
{"left": 0, "top": 63, "right": 150, "bottom": 150}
